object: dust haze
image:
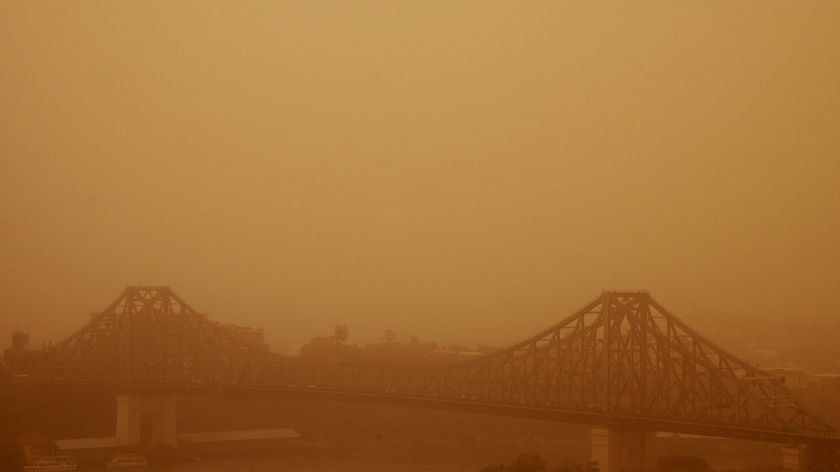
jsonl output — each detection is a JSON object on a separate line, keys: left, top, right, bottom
{"left": 1, "top": 1, "right": 838, "bottom": 353}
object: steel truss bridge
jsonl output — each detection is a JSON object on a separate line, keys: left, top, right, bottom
{"left": 8, "top": 286, "right": 840, "bottom": 466}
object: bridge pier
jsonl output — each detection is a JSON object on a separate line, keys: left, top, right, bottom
{"left": 781, "top": 444, "right": 808, "bottom": 472}
{"left": 115, "top": 395, "right": 177, "bottom": 447}
{"left": 590, "top": 427, "right": 656, "bottom": 472}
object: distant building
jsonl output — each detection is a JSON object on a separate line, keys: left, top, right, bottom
{"left": 54, "top": 436, "right": 124, "bottom": 454}
{"left": 218, "top": 324, "right": 269, "bottom": 351}
{"left": 17, "top": 433, "right": 57, "bottom": 462}
{"left": 811, "top": 373, "right": 840, "bottom": 384}
{"left": 54, "top": 436, "right": 125, "bottom": 466}
{"left": 51, "top": 428, "right": 301, "bottom": 462}
{"left": 4, "top": 332, "right": 47, "bottom": 376}
{"left": 764, "top": 366, "right": 808, "bottom": 390}
{"left": 430, "top": 348, "right": 483, "bottom": 357}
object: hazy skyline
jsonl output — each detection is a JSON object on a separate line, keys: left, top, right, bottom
{"left": 2, "top": 2, "right": 838, "bottom": 353}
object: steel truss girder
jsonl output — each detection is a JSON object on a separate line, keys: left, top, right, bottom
{"left": 35, "top": 288, "right": 839, "bottom": 445}
{"left": 267, "top": 291, "right": 837, "bottom": 442}
{"left": 43, "top": 286, "right": 272, "bottom": 386}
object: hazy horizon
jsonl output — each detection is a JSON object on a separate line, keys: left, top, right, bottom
{"left": 2, "top": 2, "right": 838, "bottom": 354}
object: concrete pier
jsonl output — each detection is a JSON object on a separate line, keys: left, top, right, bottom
{"left": 781, "top": 444, "right": 808, "bottom": 472}
{"left": 115, "top": 394, "right": 177, "bottom": 446}
{"left": 591, "top": 427, "right": 657, "bottom": 472}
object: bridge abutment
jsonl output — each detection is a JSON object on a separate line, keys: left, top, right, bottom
{"left": 591, "top": 427, "right": 656, "bottom": 472}
{"left": 115, "top": 394, "right": 177, "bottom": 447}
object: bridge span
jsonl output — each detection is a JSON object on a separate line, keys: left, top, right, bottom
{"left": 5, "top": 287, "right": 839, "bottom": 471}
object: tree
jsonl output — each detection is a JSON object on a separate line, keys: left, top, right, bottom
{"left": 657, "top": 455, "right": 712, "bottom": 472}
{"left": 510, "top": 453, "right": 546, "bottom": 472}
{"left": 482, "top": 465, "right": 509, "bottom": 472}
{"left": 559, "top": 461, "right": 600, "bottom": 472}
{"left": 481, "top": 453, "right": 547, "bottom": 472}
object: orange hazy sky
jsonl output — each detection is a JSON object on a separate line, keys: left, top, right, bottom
{"left": 1, "top": 1, "right": 838, "bottom": 353}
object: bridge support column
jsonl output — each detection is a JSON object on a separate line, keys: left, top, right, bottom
{"left": 781, "top": 444, "right": 808, "bottom": 472}
{"left": 115, "top": 395, "right": 178, "bottom": 447}
{"left": 591, "top": 427, "right": 656, "bottom": 472}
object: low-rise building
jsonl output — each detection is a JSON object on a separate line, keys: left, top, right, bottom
{"left": 178, "top": 428, "right": 301, "bottom": 457}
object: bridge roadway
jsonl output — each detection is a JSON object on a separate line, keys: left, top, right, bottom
{"left": 5, "top": 287, "right": 840, "bottom": 471}
{"left": 27, "top": 378, "right": 840, "bottom": 446}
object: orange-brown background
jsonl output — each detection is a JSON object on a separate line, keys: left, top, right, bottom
{"left": 2, "top": 1, "right": 838, "bottom": 353}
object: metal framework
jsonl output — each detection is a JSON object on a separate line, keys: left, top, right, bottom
{"left": 44, "top": 286, "right": 272, "bottom": 385}
{"left": 25, "top": 287, "right": 840, "bottom": 446}
{"left": 271, "top": 291, "right": 837, "bottom": 443}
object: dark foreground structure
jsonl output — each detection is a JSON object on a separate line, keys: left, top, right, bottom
{"left": 5, "top": 287, "right": 839, "bottom": 471}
